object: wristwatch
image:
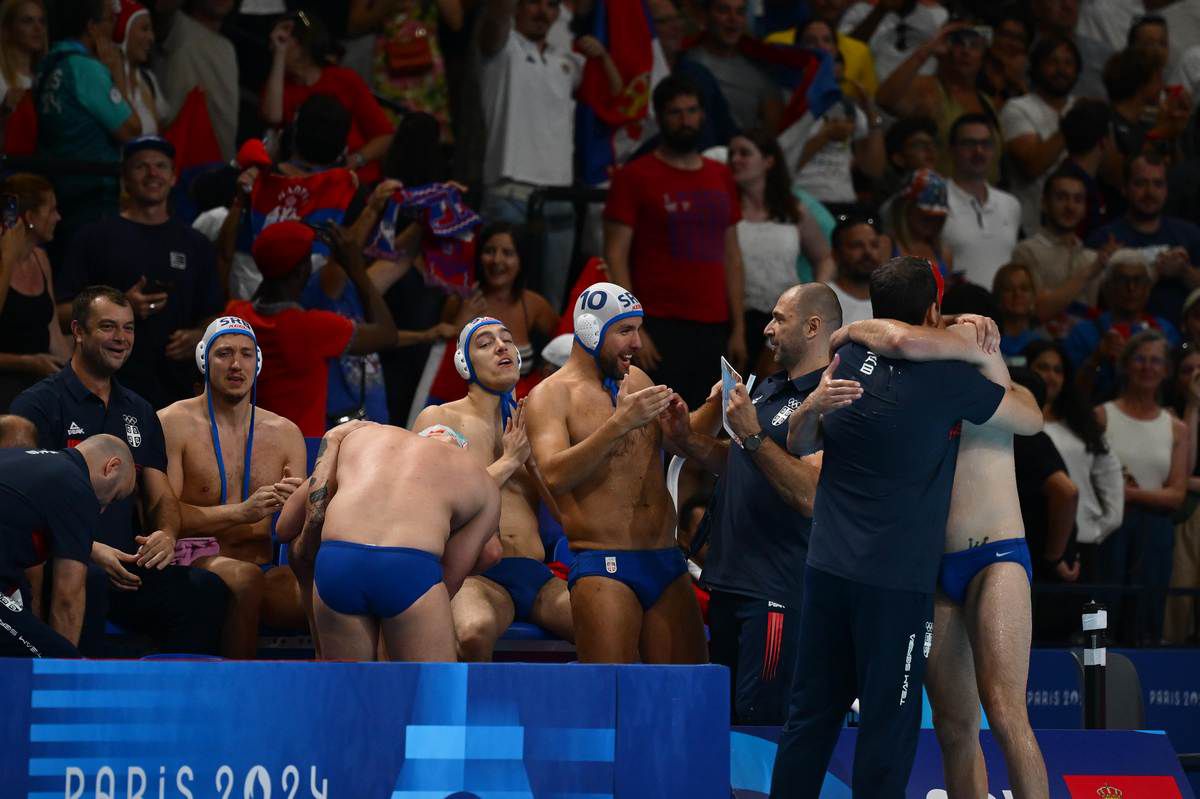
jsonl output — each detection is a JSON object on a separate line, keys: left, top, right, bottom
{"left": 742, "top": 431, "right": 765, "bottom": 453}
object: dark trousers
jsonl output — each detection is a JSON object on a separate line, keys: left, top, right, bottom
{"left": 708, "top": 590, "right": 802, "bottom": 724}
{"left": 79, "top": 563, "right": 230, "bottom": 657}
{"left": 770, "top": 566, "right": 933, "bottom": 799}
{"left": 0, "top": 593, "right": 80, "bottom": 658}
{"left": 642, "top": 316, "right": 728, "bottom": 410}
{"left": 1098, "top": 505, "right": 1175, "bottom": 644}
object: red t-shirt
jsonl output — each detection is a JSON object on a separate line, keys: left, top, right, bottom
{"left": 274, "top": 66, "right": 394, "bottom": 183}
{"left": 227, "top": 300, "right": 354, "bottom": 437}
{"left": 604, "top": 153, "right": 740, "bottom": 324}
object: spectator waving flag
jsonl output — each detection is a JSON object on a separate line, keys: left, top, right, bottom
{"left": 741, "top": 39, "right": 842, "bottom": 164}
{"left": 366, "top": 183, "right": 483, "bottom": 297}
{"left": 575, "top": 0, "right": 670, "bottom": 186}
{"left": 248, "top": 168, "right": 359, "bottom": 254}
{"left": 163, "top": 87, "right": 224, "bottom": 224}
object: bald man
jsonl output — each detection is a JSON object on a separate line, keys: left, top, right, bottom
{"left": 665, "top": 284, "right": 840, "bottom": 723}
{"left": 0, "top": 435, "right": 137, "bottom": 657}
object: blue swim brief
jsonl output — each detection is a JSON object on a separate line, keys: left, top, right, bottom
{"left": 481, "top": 557, "right": 557, "bottom": 621}
{"left": 314, "top": 541, "right": 443, "bottom": 618}
{"left": 567, "top": 547, "right": 687, "bottom": 610}
{"left": 938, "top": 538, "right": 1032, "bottom": 606}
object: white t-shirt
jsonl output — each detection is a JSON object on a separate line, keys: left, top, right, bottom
{"left": 1075, "top": 0, "right": 1142, "bottom": 53}
{"left": 156, "top": 12, "right": 239, "bottom": 162}
{"left": 942, "top": 180, "right": 1021, "bottom": 290}
{"left": 738, "top": 219, "right": 800, "bottom": 314}
{"left": 827, "top": 280, "right": 873, "bottom": 328}
{"left": 480, "top": 29, "right": 579, "bottom": 188}
{"left": 999, "top": 92, "right": 1073, "bottom": 234}
{"left": 1044, "top": 421, "right": 1125, "bottom": 546}
{"left": 787, "top": 105, "right": 868, "bottom": 205}
{"left": 194, "top": 207, "right": 260, "bottom": 300}
{"left": 839, "top": 2, "right": 947, "bottom": 82}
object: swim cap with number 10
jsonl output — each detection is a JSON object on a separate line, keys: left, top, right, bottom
{"left": 573, "top": 282, "right": 643, "bottom": 353}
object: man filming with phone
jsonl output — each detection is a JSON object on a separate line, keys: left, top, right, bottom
{"left": 56, "top": 136, "right": 224, "bottom": 408}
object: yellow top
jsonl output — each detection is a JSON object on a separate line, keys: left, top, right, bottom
{"left": 764, "top": 29, "right": 878, "bottom": 99}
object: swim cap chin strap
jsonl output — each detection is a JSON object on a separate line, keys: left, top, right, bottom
{"left": 205, "top": 330, "right": 257, "bottom": 505}
{"left": 461, "top": 319, "right": 518, "bottom": 427}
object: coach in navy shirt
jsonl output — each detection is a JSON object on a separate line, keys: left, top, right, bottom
{"left": 0, "top": 437, "right": 135, "bottom": 657}
{"left": 670, "top": 284, "right": 841, "bottom": 724}
{"left": 11, "top": 286, "right": 227, "bottom": 656}
{"left": 769, "top": 257, "right": 1043, "bottom": 798}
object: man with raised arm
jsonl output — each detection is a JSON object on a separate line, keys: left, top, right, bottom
{"left": 828, "top": 312, "right": 1049, "bottom": 797}
{"left": 414, "top": 317, "right": 573, "bottom": 661}
{"left": 277, "top": 422, "right": 501, "bottom": 661}
{"left": 524, "top": 282, "right": 706, "bottom": 664}
{"left": 770, "top": 256, "right": 1044, "bottom": 797}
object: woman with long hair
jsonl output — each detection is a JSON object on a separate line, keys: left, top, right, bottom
{"left": 994, "top": 262, "right": 1048, "bottom": 362}
{"left": 728, "top": 128, "right": 833, "bottom": 374}
{"left": 0, "top": 0, "right": 44, "bottom": 154}
{"left": 262, "top": 10, "right": 394, "bottom": 182}
{"left": 1025, "top": 340, "right": 1123, "bottom": 572}
{"left": 1096, "top": 330, "right": 1188, "bottom": 644}
{"left": 0, "top": 173, "right": 70, "bottom": 410}
{"left": 433, "top": 222, "right": 559, "bottom": 400}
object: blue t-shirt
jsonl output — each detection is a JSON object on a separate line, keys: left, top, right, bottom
{"left": 0, "top": 448, "right": 98, "bottom": 592}
{"left": 703, "top": 367, "right": 822, "bottom": 606}
{"left": 807, "top": 343, "right": 1005, "bottom": 593}
{"left": 10, "top": 366, "right": 166, "bottom": 553}
{"left": 300, "top": 275, "right": 388, "bottom": 426}
{"left": 1085, "top": 216, "right": 1200, "bottom": 328}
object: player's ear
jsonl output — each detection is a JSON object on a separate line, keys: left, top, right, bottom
{"left": 924, "top": 302, "right": 941, "bottom": 329}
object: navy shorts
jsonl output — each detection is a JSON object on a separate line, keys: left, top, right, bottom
{"left": 315, "top": 541, "right": 442, "bottom": 618}
{"left": 938, "top": 538, "right": 1032, "bottom": 606}
{"left": 567, "top": 547, "right": 687, "bottom": 610}
{"left": 481, "top": 557, "right": 556, "bottom": 621}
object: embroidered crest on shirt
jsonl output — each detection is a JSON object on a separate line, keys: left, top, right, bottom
{"left": 169, "top": 251, "right": 187, "bottom": 270}
{"left": 771, "top": 397, "right": 801, "bottom": 427}
{"left": 123, "top": 414, "right": 142, "bottom": 448}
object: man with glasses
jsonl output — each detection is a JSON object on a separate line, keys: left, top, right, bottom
{"left": 1085, "top": 153, "right": 1200, "bottom": 328}
{"left": 1064, "top": 250, "right": 1180, "bottom": 400}
{"left": 1000, "top": 35, "right": 1080, "bottom": 234}
{"left": 941, "top": 113, "right": 1021, "bottom": 290}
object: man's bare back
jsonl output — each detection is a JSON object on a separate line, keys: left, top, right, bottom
{"left": 527, "top": 363, "right": 675, "bottom": 551}
{"left": 415, "top": 401, "right": 543, "bottom": 559}
{"left": 160, "top": 396, "right": 306, "bottom": 563}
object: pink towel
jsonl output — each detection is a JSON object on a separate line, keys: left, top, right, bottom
{"left": 173, "top": 537, "right": 220, "bottom": 567}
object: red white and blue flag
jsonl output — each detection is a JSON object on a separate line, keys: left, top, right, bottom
{"left": 575, "top": 0, "right": 669, "bottom": 186}
{"left": 163, "top": 87, "right": 224, "bottom": 224}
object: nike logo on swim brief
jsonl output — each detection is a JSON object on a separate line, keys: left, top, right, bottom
{"left": 996, "top": 550, "right": 1013, "bottom": 557}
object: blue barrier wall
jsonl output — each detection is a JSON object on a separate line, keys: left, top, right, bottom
{"left": 0, "top": 660, "right": 729, "bottom": 799}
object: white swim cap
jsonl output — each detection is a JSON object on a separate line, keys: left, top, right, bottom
{"left": 573, "top": 282, "right": 643, "bottom": 354}
{"left": 418, "top": 424, "right": 469, "bottom": 448}
{"left": 195, "top": 316, "right": 261, "bottom": 376}
{"left": 540, "top": 333, "right": 574, "bottom": 369}
{"left": 454, "top": 316, "right": 521, "bottom": 382}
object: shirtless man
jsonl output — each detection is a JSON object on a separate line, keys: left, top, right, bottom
{"left": 414, "top": 317, "right": 573, "bottom": 661}
{"left": 524, "top": 282, "right": 706, "bottom": 664}
{"left": 277, "top": 422, "right": 502, "bottom": 661}
{"left": 158, "top": 317, "right": 308, "bottom": 658}
{"left": 831, "top": 316, "right": 1049, "bottom": 798}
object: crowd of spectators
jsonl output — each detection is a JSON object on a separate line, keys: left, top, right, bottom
{"left": 3, "top": 0, "right": 1200, "bottom": 657}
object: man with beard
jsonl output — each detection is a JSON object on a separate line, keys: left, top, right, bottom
{"left": 1086, "top": 153, "right": 1200, "bottom": 328}
{"left": 57, "top": 136, "right": 223, "bottom": 408}
{"left": 605, "top": 75, "right": 747, "bottom": 408}
{"left": 827, "top": 215, "right": 883, "bottom": 327}
{"left": 157, "top": 317, "right": 309, "bottom": 659}
{"left": 414, "top": 317, "right": 574, "bottom": 660}
{"left": 999, "top": 35, "right": 1081, "bottom": 234}
{"left": 11, "top": 286, "right": 228, "bottom": 656}
{"left": 525, "top": 282, "right": 706, "bottom": 663}
{"left": 663, "top": 284, "right": 840, "bottom": 723}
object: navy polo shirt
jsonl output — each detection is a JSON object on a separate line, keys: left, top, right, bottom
{"left": 0, "top": 448, "right": 98, "bottom": 592}
{"left": 702, "top": 367, "right": 821, "bottom": 607}
{"left": 808, "top": 343, "right": 1005, "bottom": 594}
{"left": 9, "top": 365, "right": 166, "bottom": 553}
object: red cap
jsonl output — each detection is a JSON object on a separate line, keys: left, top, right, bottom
{"left": 252, "top": 222, "right": 315, "bottom": 280}
{"left": 236, "top": 139, "right": 272, "bottom": 170}
{"left": 928, "top": 259, "right": 944, "bottom": 306}
{"left": 113, "top": 0, "right": 148, "bottom": 46}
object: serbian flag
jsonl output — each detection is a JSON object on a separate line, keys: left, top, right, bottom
{"left": 247, "top": 168, "right": 358, "bottom": 255}
{"left": 365, "top": 183, "right": 482, "bottom": 297}
{"left": 163, "top": 87, "right": 224, "bottom": 224}
{"left": 575, "top": 0, "right": 670, "bottom": 186}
